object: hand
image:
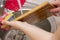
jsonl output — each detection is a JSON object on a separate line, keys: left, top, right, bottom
{"left": 1, "top": 21, "right": 54, "bottom": 40}
{"left": 1, "top": 21, "right": 28, "bottom": 30}
{"left": 50, "top": 0, "right": 60, "bottom": 13}
{"left": 50, "top": 0, "right": 60, "bottom": 26}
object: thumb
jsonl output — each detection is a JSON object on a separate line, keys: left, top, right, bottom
{"left": 1, "top": 21, "right": 16, "bottom": 27}
{"left": 1, "top": 21, "right": 29, "bottom": 29}
{"left": 1, "top": 21, "right": 21, "bottom": 29}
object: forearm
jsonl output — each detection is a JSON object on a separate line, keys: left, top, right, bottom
{"left": 54, "top": 25, "right": 60, "bottom": 40}
{"left": 2, "top": 21, "right": 53, "bottom": 40}
{"left": 18, "top": 23, "right": 53, "bottom": 40}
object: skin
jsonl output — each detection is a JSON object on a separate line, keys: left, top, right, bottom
{"left": 1, "top": 21, "right": 53, "bottom": 40}
{"left": 1, "top": 0, "right": 60, "bottom": 40}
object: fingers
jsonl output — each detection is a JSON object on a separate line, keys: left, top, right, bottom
{"left": 1, "top": 21, "right": 15, "bottom": 26}
{"left": 50, "top": 0, "right": 60, "bottom": 13}
{"left": 50, "top": 7, "right": 60, "bottom": 13}
{"left": 1, "top": 21, "right": 30, "bottom": 31}
{"left": 1, "top": 21, "right": 10, "bottom": 25}
{"left": 1, "top": 21, "right": 21, "bottom": 29}
{"left": 1, "top": 21, "right": 29, "bottom": 29}
{"left": 52, "top": 1, "right": 60, "bottom": 6}
{"left": 1, "top": 21, "right": 21, "bottom": 28}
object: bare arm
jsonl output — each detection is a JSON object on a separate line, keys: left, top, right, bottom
{"left": 50, "top": 0, "right": 60, "bottom": 40}
{"left": 2, "top": 21, "right": 53, "bottom": 40}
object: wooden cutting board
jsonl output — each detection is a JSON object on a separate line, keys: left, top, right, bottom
{"left": 1, "top": 2, "right": 55, "bottom": 28}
